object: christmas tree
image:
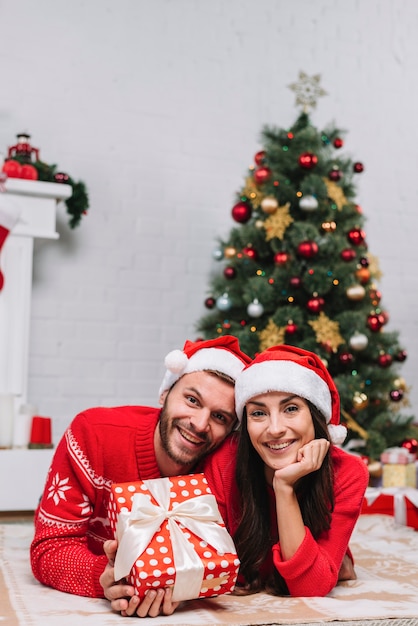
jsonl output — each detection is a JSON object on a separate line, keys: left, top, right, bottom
{"left": 197, "top": 73, "right": 417, "bottom": 460}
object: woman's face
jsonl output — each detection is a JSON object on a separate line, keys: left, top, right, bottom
{"left": 246, "top": 391, "right": 315, "bottom": 472}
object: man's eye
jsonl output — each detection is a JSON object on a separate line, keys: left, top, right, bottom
{"left": 212, "top": 413, "right": 227, "bottom": 423}
{"left": 186, "top": 395, "right": 198, "bottom": 405}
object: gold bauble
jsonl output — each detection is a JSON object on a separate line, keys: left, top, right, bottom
{"left": 393, "top": 377, "right": 407, "bottom": 390}
{"left": 353, "top": 391, "right": 369, "bottom": 410}
{"left": 260, "top": 196, "right": 279, "bottom": 214}
{"left": 224, "top": 246, "right": 236, "bottom": 259}
{"left": 346, "top": 284, "right": 366, "bottom": 301}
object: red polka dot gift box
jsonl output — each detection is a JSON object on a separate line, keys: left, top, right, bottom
{"left": 108, "top": 474, "right": 240, "bottom": 602}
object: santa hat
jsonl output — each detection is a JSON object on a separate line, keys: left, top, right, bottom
{"left": 158, "top": 336, "right": 251, "bottom": 412}
{"left": 235, "top": 345, "right": 347, "bottom": 445}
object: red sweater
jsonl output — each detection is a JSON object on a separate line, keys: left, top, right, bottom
{"left": 30, "top": 406, "right": 164, "bottom": 598}
{"left": 202, "top": 435, "right": 369, "bottom": 597}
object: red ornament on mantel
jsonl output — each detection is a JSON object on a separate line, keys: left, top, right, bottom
{"left": 54, "top": 172, "right": 70, "bottom": 184}
{"left": 20, "top": 164, "right": 38, "bottom": 180}
{"left": 2, "top": 159, "right": 22, "bottom": 178}
{"left": 401, "top": 438, "right": 418, "bottom": 456}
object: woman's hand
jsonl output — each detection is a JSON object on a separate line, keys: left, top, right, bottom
{"left": 273, "top": 438, "right": 330, "bottom": 489}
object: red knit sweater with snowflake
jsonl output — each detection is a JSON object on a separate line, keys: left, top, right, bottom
{"left": 202, "top": 434, "right": 369, "bottom": 597}
{"left": 30, "top": 406, "right": 166, "bottom": 598}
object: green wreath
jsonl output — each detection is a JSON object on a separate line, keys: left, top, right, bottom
{"left": 11, "top": 156, "right": 89, "bottom": 229}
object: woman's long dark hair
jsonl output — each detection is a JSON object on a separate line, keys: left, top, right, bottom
{"left": 233, "top": 400, "right": 335, "bottom": 595}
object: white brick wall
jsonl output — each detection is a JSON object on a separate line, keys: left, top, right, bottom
{"left": 1, "top": 0, "right": 417, "bottom": 440}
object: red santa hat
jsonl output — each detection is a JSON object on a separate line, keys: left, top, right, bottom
{"left": 235, "top": 344, "right": 347, "bottom": 445}
{"left": 158, "top": 336, "right": 251, "bottom": 411}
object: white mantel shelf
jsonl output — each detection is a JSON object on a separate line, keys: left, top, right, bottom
{"left": 0, "top": 178, "right": 72, "bottom": 510}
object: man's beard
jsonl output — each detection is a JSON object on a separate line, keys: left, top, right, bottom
{"left": 159, "top": 404, "right": 211, "bottom": 468}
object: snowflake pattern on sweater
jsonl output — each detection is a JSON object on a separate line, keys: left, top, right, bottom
{"left": 30, "top": 405, "right": 163, "bottom": 597}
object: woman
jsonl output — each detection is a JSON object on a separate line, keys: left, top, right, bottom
{"left": 203, "top": 344, "right": 369, "bottom": 597}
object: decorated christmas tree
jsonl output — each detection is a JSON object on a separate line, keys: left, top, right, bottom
{"left": 197, "top": 73, "right": 417, "bottom": 460}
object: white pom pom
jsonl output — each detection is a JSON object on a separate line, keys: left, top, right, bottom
{"left": 164, "top": 349, "right": 188, "bottom": 374}
{"left": 328, "top": 424, "right": 348, "bottom": 446}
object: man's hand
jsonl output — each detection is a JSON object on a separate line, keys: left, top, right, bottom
{"left": 100, "top": 539, "right": 181, "bottom": 617}
{"left": 338, "top": 553, "right": 357, "bottom": 581}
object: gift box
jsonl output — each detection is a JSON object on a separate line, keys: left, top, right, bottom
{"left": 108, "top": 474, "right": 240, "bottom": 602}
{"left": 382, "top": 462, "right": 416, "bottom": 488}
{"left": 361, "top": 486, "right": 418, "bottom": 529}
{"left": 380, "top": 446, "right": 415, "bottom": 465}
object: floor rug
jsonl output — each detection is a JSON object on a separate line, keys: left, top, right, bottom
{"left": 1, "top": 514, "right": 418, "bottom": 626}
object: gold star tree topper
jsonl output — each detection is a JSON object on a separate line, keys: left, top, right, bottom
{"left": 289, "top": 71, "right": 327, "bottom": 113}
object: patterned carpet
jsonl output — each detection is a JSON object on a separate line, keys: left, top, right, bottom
{"left": 1, "top": 514, "right": 418, "bottom": 626}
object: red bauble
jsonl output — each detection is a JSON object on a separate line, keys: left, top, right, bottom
{"left": 254, "top": 150, "right": 266, "bottom": 166}
{"left": 243, "top": 246, "right": 258, "bottom": 260}
{"left": 297, "top": 240, "right": 319, "bottom": 258}
{"left": 285, "top": 322, "right": 298, "bottom": 335}
{"left": 289, "top": 276, "right": 302, "bottom": 288}
{"left": 274, "top": 251, "right": 289, "bottom": 265}
{"left": 20, "top": 164, "right": 38, "bottom": 180}
{"left": 339, "top": 351, "right": 354, "bottom": 366}
{"left": 378, "top": 353, "right": 393, "bottom": 368}
{"left": 54, "top": 172, "right": 70, "bottom": 184}
{"left": 353, "top": 162, "right": 364, "bottom": 173}
{"left": 253, "top": 166, "right": 272, "bottom": 185}
{"left": 204, "top": 297, "right": 215, "bottom": 309}
{"left": 347, "top": 228, "right": 366, "bottom": 246}
{"left": 395, "top": 349, "right": 407, "bottom": 362}
{"left": 223, "top": 266, "right": 236, "bottom": 279}
{"left": 341, "top": 248, "right": 356, "bottom": 262}
{"left": 369, "top": 288, "right": 382, "bottom": 304}
{"left": 333, "top": 138, "right": 344, "bottom": 149}
{"left": 298, "top": 152, "right": 318, "bottom": 169}
{"left": 2, "top": 159, "right": 22, "bottom": 178}
{"left": 401, "top": 438, "right": 418, "bottom": 456}
{"left": 306, "top": 296, "right": 325, "bottom": 314}
{"left": 231, "top": 201, "right": 252, "bottom": 223}
{"left": 389, "top": 389, "right": 404, "bottom": 402}
{"left": 328, "top": 169, "right": 342, "bottom": 182}
{"left": 367, "top": 313, "right": 384, "bottom": 332}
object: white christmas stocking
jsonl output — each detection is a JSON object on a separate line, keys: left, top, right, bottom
{"left": 0, "top": 203, "right": 21, "bottom": 291}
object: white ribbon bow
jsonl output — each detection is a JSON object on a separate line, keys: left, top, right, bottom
{"left": 364, "top": 486, "right": 418, "bottom": 526}
{"left": 114, "top": 477, "right": 237, "bottom": 601}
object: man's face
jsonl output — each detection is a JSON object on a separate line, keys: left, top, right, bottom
{"left": 156, "top": 370, "right": 237, "bottom": 474}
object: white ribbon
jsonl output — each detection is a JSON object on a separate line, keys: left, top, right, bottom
{"left": 114, "top": 477, "right": 237, "bottom": 601}
{"left": 364, "top": 486, "right": 418, "bottom": 526}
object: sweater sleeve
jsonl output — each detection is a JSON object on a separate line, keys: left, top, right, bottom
{"left": 271, "top": 448, "right": 369, "bottom": 597}
{"left": 30, "top": 411, "right": 110, "bottom": 598}
{"left": 201, "top": 434, "right": 240, "bottom": 536}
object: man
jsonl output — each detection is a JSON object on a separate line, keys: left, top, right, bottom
{"left": 30, "top": 335, "right": 250, "bottom": 617}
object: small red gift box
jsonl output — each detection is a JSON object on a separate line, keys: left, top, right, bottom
{"left": 108, "top": 474, "right": 240, "bottom": 602}
{"left": 380, "top": 447, "right": 415, "bottom": 465}
{"left": 361, "top": 487, "right": 418, "bottom": 530}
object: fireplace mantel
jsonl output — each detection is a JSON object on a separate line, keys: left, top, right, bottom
{"left": 0, "top": 178, "right": 72, "bottom": 402}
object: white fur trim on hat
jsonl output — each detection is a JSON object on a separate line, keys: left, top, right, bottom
{"left": 158, "top": 346, "right": 246, "bottom": 397}
{"left": 235, "top": 360, "right": 332, "bottom": 422}
{"left": 328, "top": 424, "right": 347, "bottom": 446}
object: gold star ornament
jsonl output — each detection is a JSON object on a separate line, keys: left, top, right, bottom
{"left": 324, "top": 179, "right": 347, "bottom": 211}
{"left": 264, "top": 202, "right": 293, "bottom": 240}
{"left": 242, "top": 176, "right": 264, "bottom": 209}
{"left": 288, "top": 71, "right": 327, "bottom": 113}
{"left": 308, "top": 312, "right": 345, "bottom": 351}
{"left": 258, "top": 319, "right": 286, "bottom": 351}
